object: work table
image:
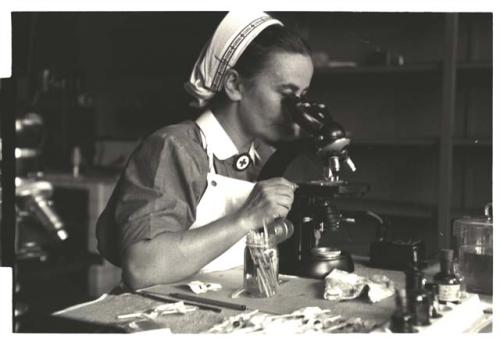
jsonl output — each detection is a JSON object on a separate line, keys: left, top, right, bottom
{"left": 51, "top": 257, "right": 492, "bottom": 333}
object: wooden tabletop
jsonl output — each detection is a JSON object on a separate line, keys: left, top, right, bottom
{"left": 53, "top": 258, "right": 491, "bottom": 333}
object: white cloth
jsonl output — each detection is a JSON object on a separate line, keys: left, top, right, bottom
{"left": 191, "top": 113, "right": 256, "bottom": 272}
{"left": 185, "top": 11, "right": 283, "bottom": 108}
{"left": 195, "top": 110, "right": 239, "bottom": 160}
{"left": 195, "top": 110, "right": 260, "bottom": 163}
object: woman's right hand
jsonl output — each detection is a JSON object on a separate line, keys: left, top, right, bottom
{"left": 236, "top": 177, "right": 298, "bottom": 231}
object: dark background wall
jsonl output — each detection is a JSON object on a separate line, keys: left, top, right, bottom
{"left": 11, "top": 12, "right": 492, "bottom": 253}
{"left": 11, "top": 12, "right": 492, "bottom": 160}
{"left": 12, "top": 12, "right": 230, "bottom": 171}
{"left": 12, "top": 10, "right": 492, "bottom": 236}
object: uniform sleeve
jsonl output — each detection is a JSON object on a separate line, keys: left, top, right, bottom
{"left": 101, "top": 132, "right": 209, "bottom": 263}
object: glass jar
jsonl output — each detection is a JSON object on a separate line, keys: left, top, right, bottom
{"left": 243, "top": 233, "right": 279, "bottom": 298}
{"left": 452, "top": 203, "right": 493, "bottom": 294}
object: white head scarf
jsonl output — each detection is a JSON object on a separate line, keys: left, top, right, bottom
{"left": 185, "top": 12, "right": 283, "bottom": 108}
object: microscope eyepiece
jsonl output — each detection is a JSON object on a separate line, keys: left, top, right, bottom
{"left": 282, "top": 95, "right": 350, "bottom": 156}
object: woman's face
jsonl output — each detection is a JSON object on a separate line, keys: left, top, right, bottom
{"left": 238, "top": 51, "right": 314, "bottom": 144}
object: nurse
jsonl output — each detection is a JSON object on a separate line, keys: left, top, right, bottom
{"left": 96, "top": 11, "right": 314, "bottom": 289}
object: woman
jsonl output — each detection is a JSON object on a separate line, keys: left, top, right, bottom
{"left": 96, "top": 11, "right": 314, "bottom": 289}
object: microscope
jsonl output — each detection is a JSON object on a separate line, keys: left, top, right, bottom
{"left": 15, "top": 113, "right": 67, "bottom": 248}
{"left": 10, "top": 112, "right": 67, "bottom": 330}
{"left": 259, "top": 95, "right": 370, "bottom": 279}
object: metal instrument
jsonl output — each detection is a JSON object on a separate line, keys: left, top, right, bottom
{"left": 8, "top": 112, "right": 67, "bottom": 331}
{"left": 259, "top": 96, "right": 369, "bottom": 278}
{"left": 16, "top": 178, "right": 67, "bottom": 242}
{"left": 282, "top": 95, "right": 357, "bottom": 183}
{"left": 14, "top": 112, "right": 67, "bottom": 245}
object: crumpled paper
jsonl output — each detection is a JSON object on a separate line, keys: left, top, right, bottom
{"left": 323, "top": 269, "right": 395, "bottom": 303}
{"left": 187, "top": 280, "right": 222, "bottom": 294}
{"left": 117, "top": 301, "right": 198, "bottom": 320}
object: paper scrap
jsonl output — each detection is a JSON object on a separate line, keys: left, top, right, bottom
{"left": 187, "top": 280, "right": 222, "bottom": 294}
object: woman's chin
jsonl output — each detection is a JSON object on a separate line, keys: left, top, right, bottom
{"left": 269, "top": 123, "right": 302, "bottom": 141}
{"left": 264, "top": 133, "right": 300, "bottom": 145}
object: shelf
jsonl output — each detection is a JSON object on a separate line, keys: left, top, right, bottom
{"left": 453, "top": 138, "right": 492, "bottom": 147}
{"left": 333, "top": 197, "right": 436, "bottom": 218}
{"left": 315, "top": 61, "right": 491, "bottom": 76}
{"left": 451, "top": 206, "right": 489, "bottom": 219}
{"left": 326, "top": 204, "right": 492, "bottom": 223}
{"left": 457, "top": 62, "right": 492, "bottom": 71}
{"left": 315, "top": 63, "right": 440, "bottom": 75}
{"left": 351, "top": 138, "right": 438, "bottom": 147}
{"left": 345, "top": 137, "right": 491, "bottom": 148}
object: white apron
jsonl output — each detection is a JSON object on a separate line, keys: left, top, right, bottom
{"left": 191, "top": 122, "right": 255, "bottom": 273}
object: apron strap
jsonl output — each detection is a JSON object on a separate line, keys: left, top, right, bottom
{"left": 197, "top": 127, "right": 216, "bottom": 174}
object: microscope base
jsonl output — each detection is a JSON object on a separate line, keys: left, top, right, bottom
{"left": 280, "top": 250, "right": 355, "bottom": 279}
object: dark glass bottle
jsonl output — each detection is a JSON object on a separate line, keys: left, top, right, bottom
{"left": 433, "top": 249, "right": 461, "bottom": 303}
{"left": 405, "top": 270, "right": 431, "bottom": 326}
{"left": 405, "top": 245, "right": 420, "bottom": 290}
{"left": 389, "top": 289, "right": 417, "bottom": 333}
{"left": 405, "top": 246, "right": 430, "bottom": 326}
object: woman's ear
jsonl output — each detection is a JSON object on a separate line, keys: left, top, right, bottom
{"left": 222, "top": 69, "right": 243, "bottom": 102}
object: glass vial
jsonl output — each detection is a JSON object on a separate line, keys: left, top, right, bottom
{"left": 433, "top": 249, "right": 461, "bottom": 303}
{"left": 243, "top": 233, "right": 279, "bottom": 298}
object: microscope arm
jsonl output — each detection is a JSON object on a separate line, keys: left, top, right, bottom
{"left": 258, "top": 138, "right": 315, "bottom": 181}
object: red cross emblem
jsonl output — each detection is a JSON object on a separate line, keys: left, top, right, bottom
{"left": 234, "top": 153, "right": 251, "bottom": 171}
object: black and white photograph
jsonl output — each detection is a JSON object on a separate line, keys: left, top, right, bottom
{"left": 0, "top": 2, "right": 495, "bottom": 335}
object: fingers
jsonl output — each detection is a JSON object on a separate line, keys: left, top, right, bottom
{"left": 260, "top": 177, "right": 298, "bottom": 191}
{"left": 254, "top": 179, "right": 295, "bottom": 204}
{"left": 239, "top": 177, "right": 298, "bottom": 229}
{"left": 254, "top": 178, "right": 297, "bottom": 201}
{"left": 274, "top": 203, "right": 293, "bottom": 219}
{"left": 256, "top": 178, "right": 296, "bottom": 216}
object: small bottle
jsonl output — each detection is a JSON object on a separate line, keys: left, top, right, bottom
{"left": 433, "top": 249, "right": 461, "bottom": 303}
{"left": 405, "top": 245, "right": 423, "bottom": 291}
{"left": 389, "top": 289, "right": 417, "bottom": 333}
{"left": 405, "top": 270, "right": 431, "bottom": 326}
{"left": 405, "top": 245, "right": 430, "bottom": 326}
